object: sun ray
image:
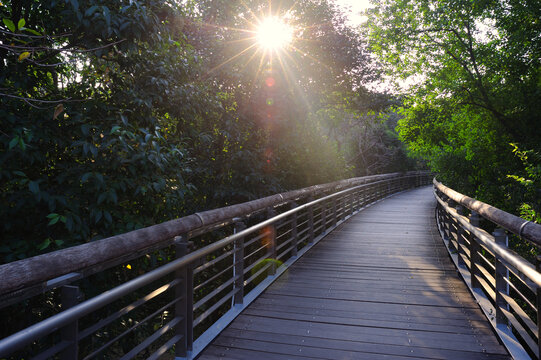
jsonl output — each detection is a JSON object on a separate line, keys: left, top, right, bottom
{"left": 289, "top": 44, "right": 334, "bottom": 70}
{"left": 205, "top": 42, "right": 259, "bottom": 76}
{"left": 276, "top": 52, "right": 313, "bottom": 111}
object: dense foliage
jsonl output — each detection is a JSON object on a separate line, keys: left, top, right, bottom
{"left": 0, "top": 0, "right": 414, "bottom": 264}
{"left": 366, "top": 0, "right": 541, "bottom": 222}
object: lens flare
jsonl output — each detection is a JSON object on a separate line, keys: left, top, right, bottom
{"left": 256, "top": 17, "right": 293, "bottom": 50}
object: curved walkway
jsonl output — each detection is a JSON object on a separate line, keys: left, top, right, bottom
{"left": 198, "top": 186, "right": 510, "bottom": 359}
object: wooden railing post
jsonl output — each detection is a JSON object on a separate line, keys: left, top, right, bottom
{"left": 267, "top": 208, "right": 277, "bottom": 275}
{"left": 290, "top": 202, "right": 298, "bottom": 256}
{"left": 469, "top": 211, "right": 481, "bottom": 289}
{"left": 60, "top": 285, "right": 81, "bottom": 360}
{"left": 174, "top": 235, "right": 193, "bottom": 357}
{"left": 494, "top": 228, "right": 509, "bottom": 325}
{"left": 456, "top": 205, "right": 465, "bottom": 267}
{"left": 233, "top": 218, "right": 246, "bottom": 306}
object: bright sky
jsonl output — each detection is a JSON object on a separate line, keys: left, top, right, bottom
{"left": 335, "top": 0, "right": 373, "bottom": 26}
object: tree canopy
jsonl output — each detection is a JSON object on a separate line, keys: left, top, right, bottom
{"left": 0, "top": 0, "right": 415, "bottom": 263}
{"left": 366, "top": 0, "right": 541, "bottom": 222}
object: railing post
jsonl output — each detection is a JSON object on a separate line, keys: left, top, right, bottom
{"left": 267, "top": 208, "right": 277, "bottom": 275}
{"left": 307, "top": 196, "right": 314, "bottom": 243}
{"left": 332, "top": 196, "right": 337, "bottom": 227}
{"left": 447, "top": 200, "right": 457, "bottom": 252}
{"left": 469, "top": 211, "right": 481, "bottom": 289}
{"left": 174, "top": 235, "right": 193, "bottom": 358}
{"left": 535, "top": 255, "right": 541, "bottom": 357}
{"left": 456, "top": 205, "right": 465, "bottom": 267}
{"left": 60, "top": 285, "right": 81, "bottom": 360}
{"left": 233, "top": 218, "right": 246, "bottom": 306}
{"left": 494, "top": 228, "right": 509, "bottom": 326}
{"left": 349, "top": 190, "right": 354, "bottom": 216}
{"left": 290, "top": 202, "right": 298, "bottom": 256}
{"left": 321, "top": 199, "right": 327, "bottom": 235}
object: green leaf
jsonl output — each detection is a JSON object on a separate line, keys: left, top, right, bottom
{"left": 38, "top": 238, "right": 51, "bottom": 250}
{"left": 110, "top": 125, "right": 121, "bottom": 134}
{"left": 17, "top": 18, "right": 25, "bottom": 30}
{"left": 9, "top": 137, "right": 18, "bottom": 149}
{"left": 70, "top": 0, "right": 79, "bottom": 12}
{"left": 28, "top": 181, "right": 39, "bottom": 194}
{"left": 3, "top": 18, "right": 15, "bottom": 32}
{"left": 81, "top": 172, "right": 92, "bottom": 183}
{"left": 85, "top": 5, "right": 99, "bottom": 17}
{"left": 48, "top": 216, "right": 60, "bottom": 225}
{"left": 97, "top": 192, "right": 107, "bottom": 204}
{"left": 46, "top": 213, "right": 59, "bottom": 219}
{"left": 23, "top": 28, "right": 41, "bottom": 36}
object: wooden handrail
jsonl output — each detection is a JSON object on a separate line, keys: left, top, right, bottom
{"left": 433, "top": 179, "right": 541, "bottom": 246}
{"left": 0, "top": 172, "right": 424, "bottom": 298}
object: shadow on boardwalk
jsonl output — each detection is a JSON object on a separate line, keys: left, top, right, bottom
{"left": 198, "top": 186, "right": 510, "bottom": 360}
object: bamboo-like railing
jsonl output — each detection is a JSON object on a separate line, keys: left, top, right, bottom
{"left": 0, "top": 171, "right": 430, "bottom": 359}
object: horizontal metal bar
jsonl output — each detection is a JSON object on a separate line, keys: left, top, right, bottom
{"left": 243, "top": 254, "right": 270, "bottom": 275}
{"left": 276, "top": 237, "right": 293, "bottom": 252}
{"left": 277, "top": 244, "right": 296, "bottom": 261}
{"left": 193, "top": 288, "right": 237, "bottom": 327}
{"left": 193, "top": 277, "right": 235, "bottom": 311}
{"left": 146, "top": 334, "right": 182, "bottom": 360}
{"left": 243, "top": 231, "right": 268, "bottom": 248}
{"left": 243, "top": 244, "right": 268, "bottom": 263}
{"left": 194, "top": 264, "right": 233, "bottom": 292}
{"left": 504, "top": 276, "right": 536, "bottom": 313}
{"left": 119, "top": 316, "right": 181, "bottom": 360}
{"left": 276, "top": 228, "right": 292, "bottom": 241}
{"left": 193, "top": 248, "right": 234, "bottom": 275}
{"left": 500, "top": 306, "right": 539, "bottom": 357}
{"left": 82, "top": 298, "right": 180, "bottom": 360}
{"left": 243, "top": 263, "right": 272, "bottom": 287}
{"left": 435, "top": 193, "right": 541, "bottom": 288}
{"left": 500, "top": 291, "right": 537, "bottom": 335}
{"left": 80, "top": 279, "right": 179, "bottom": 340}
{"left": 31, "top": 340, "right": 70, "bottom": 360}
{"left": 275, "top": 219, "right": 292, "bottom": 231}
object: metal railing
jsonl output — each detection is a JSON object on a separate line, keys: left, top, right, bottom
{"left": 434, "top": 179, "right": 541, "bottom": 360}
{"left": 0, "top": 171, "right": 430, "bottom": 359}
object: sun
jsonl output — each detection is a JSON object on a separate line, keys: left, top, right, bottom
{"left": 256, "top": 17, "right": 294, "bottom": 50}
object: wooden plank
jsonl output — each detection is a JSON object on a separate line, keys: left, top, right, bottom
{"left": 256, "top": 293, "right": 489, "bottom": 321}
{"left": 241, "top": 307, "right": 496, "bottom": 336}
{"left": 214, "top": 329, "right": 511, "bottom": 360}
{"left": 264, "top": 285, "right": 479, "bottom": 308}
{"left": 227, "top": 315, "right": 507, "bottom": 354}
{"left": 210, "top": 337, "right": 448, "bottom": 360}
{"left": 271, "top": 276, "right": 472, "bottom": 293}
{"left": 246, "top": 300, "right": 493, "bottom": 330}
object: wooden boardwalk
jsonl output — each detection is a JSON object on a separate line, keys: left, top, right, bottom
{"left": 198, "top": 187, "right": 511, "bottom": 360}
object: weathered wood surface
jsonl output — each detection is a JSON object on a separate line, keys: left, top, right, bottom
{"left": 197, "top": 186, "right": 510, "bottom": 360}
{"left": 434, "top": 179, "right": 541, "bottom": 246}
